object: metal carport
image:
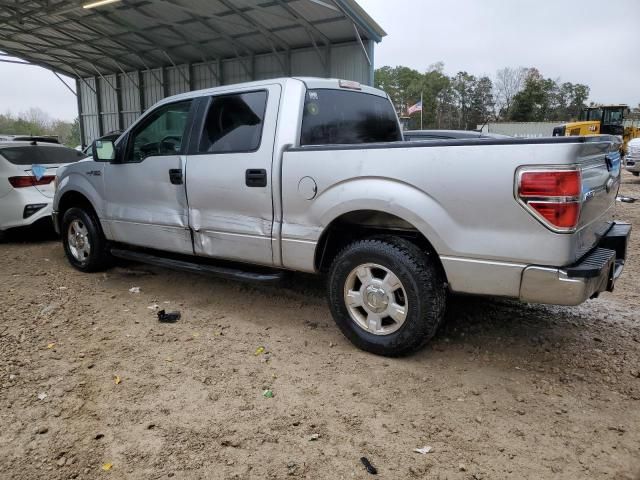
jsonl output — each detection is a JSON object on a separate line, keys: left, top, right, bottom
{"left": 0, "top": 0, "right": 385, "bottom": 145}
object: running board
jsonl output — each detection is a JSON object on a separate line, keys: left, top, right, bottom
{"left": 110, "top": 248, "right": 285, "bottom": 284}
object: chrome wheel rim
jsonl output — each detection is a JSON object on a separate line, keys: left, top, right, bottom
{"left": 67, "top": 219, "right": 91, "bottom": 263}
{"left": 344, "top": 263, "right": 408, "bottom": 336}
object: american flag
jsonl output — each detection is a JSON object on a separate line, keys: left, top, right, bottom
{"left": 407, "top": 100, "right": 422, "bottom": 115}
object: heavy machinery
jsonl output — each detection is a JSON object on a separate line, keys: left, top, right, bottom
{"left": 553, "top": 105, "right": 640, "bottom": 155}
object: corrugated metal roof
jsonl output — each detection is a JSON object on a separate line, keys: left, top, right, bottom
{"left": 0, "top": 0, "right": 385, "bottom": 78}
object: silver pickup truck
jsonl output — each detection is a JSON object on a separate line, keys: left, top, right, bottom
{"left": 52, "top": 77, "right": 631, "bottom": 356}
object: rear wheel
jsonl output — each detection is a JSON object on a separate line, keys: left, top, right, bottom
{"left": 61, "top": 207, "right": 112, "bottom": 272}
{"left": 633, "top": 172, "right": 639, "bottom": 177}
{"left": 327, "top": 237, "right": 446, "bottom": 356}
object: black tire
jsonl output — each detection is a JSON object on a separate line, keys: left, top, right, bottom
{"left": 633, "top": 172, "right": 639, "bottom": 177}
{"left": 327, "top": 237, "right": 446, "bottom": 356}
{"left": 61, "top": 207, "right": 112, "bottom": 272}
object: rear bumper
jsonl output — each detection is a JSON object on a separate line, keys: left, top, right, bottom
{"left": 625, "top": 156, "right": 640, "bottom": 173}
{"left": 0, "top": 188, "right": 53, "bottom": 231}
{"left": 519, "top": 222, "right": 631, "bottom": 305}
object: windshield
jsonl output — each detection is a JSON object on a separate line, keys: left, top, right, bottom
{"left": 603, "top": 108, "right": 624, "bottom": 126}
{"left": 580, "top": 108, "right": 602, "bottom": 122}
{"left": 0, "top": 145, "right": 85, "bottom": 165}
{"left": 300, "top": 89, "right": 402, "bottom": 146}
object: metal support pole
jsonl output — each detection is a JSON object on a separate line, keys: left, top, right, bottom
{"left": 188, "top": 63, "right": 194, "bottom": 91}
{"left": 94, "top": 76, "right": 104, "bottom": 137}
{"left": 162, "top": 67, "right": 169, "bottom": 97}
{"left": 52, "top": 71, "right": 77, "bottom": 97}
{"left": 137, "top": 70, "right": 145, "bottom": 116}
{"left": 75, "top": 78, "right": 87, "bottom": 148}
{"left": 115, "top": 73, "right": 124, "bottom": 132}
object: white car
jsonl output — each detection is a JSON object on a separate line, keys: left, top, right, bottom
{"left": 624, "top": 137, "right": 640, "bottom": 176}
{"left": 0, "top": 140, "right": 84, "bottom": 239}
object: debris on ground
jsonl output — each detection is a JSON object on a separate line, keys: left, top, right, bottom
{"left": 262, "top": 389, "right": 274, "bottom": 398}
{"left": 128, "top": 287, "right": 140, "bottom": 294}
{"left": 254, "top": 346, "right": 265, "bottom": 355}
{"left": 114, "top": 375, "right": 121, "bottom": 385}
{"left": 37, "top": 392, "right": 47, "bottom": 400}
{"left": 413, "top": 446, "right": 434, "bottom": 454}
{"left": 308, "top": 433, "right": 320, "bottom": 441}
{"left": 147, "top": 304, "right": 159, "bottom": 310}
{"left": 360, "top": 457, "right": 377, "bottom": 474}
{"left": 101, "top": 463, "right": 113, "bottom": 471}
{"left": 157, "top": 310, "right": 181, "bottom": 323}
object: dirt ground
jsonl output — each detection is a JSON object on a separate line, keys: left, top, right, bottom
{"left": 1, "top": 173, "right": 639, "bottom": 480}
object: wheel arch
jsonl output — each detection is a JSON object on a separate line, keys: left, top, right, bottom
{"left": 314, "top": 209, "right": 447, "bottom": 282}
{"left": 58, "top": 190, "right": 98, "bottom": 218}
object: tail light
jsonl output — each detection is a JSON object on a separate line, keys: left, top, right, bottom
{"left": 8, "top": 175, "right": 56, "bottom": 188}
{"left": 516, "top": 168, "right": 582, "bottom": 232}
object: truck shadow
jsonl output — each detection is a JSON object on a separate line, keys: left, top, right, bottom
{"left": 108, "top": 260, "right": 615, "bottom": 358}
{"left": 0, "top": 219, "right": 58, "bottom": 244}
{"left": 252, "top": 271, "right": 593, "bottom": 354}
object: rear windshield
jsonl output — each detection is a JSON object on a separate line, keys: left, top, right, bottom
{"left": 300, "top": 89, "right": 402, "bottom": 146}
{"left": 0, "top": 145, "right": 85, "bottom": 165}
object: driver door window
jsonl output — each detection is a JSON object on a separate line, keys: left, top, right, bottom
{"left": 127, "top": 100, "right": 192, "bottom": 162}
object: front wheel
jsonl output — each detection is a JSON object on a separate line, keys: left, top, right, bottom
{"left": 61, "top": 207, "right": 112, "bottom": 272}
{"left": 327, "top": 238, "right": 446, "bottom": 356}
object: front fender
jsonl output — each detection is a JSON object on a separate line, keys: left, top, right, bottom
{"left": 56, "top": 174, "right": 103, "bottom": 215}
{"left": 54, "top": 163, "right": 108, "bottom": 236}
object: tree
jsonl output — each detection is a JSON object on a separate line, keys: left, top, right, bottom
{"left": 375, "top": 64, "right": 590, "bottom": 127}
{"left": 469, "top": 76, "right": 495, "bottom": 128}
{"left": 69, "top": 117, "right": 81, "bottom": 147}
{"left": 509, "top": 68, "right": 550, "bottom": 121}
{"left": 0, "top": 110, "right": 78, "bottom": 146}
{"left": 451, "top": 71, "right": 476, "bottom": 129}
{"left": 494, "top": 67, "right": 527, "bottom": 119}
{"left": 508, "top": 69, "right": 590, "bottom": 122}
{"left": 415, "top": 62, "right": 451, "bottom": 129}
{"left": 374, "top": 65, "right": 423, "bottom": 116}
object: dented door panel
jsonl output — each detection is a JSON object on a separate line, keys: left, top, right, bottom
{"left": 185, "top": 84, "right": 281, "bottom": 266}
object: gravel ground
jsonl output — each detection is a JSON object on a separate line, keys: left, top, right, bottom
{"left": 1, "top": 173, "right": 639, "bottom": 480}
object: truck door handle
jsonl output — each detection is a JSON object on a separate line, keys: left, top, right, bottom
{"left": 169, "top": 169, "right": 183, "bottom": 185}
{"left": 245, "top": 169, "right": 267, "bottom": 187}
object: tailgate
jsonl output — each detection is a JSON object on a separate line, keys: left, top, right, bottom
{"left": 574, "top": 137, "right": 621, "bottom": 259}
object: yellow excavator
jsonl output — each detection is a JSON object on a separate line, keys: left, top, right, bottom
{"left": 553, "top": 105, "right": 640, "bottom": 154}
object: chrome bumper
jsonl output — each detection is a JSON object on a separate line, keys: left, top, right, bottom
{"left": 51, "top": 210, "right": 60, "bottom": 235}
{"left": 519, "top": 223, "right": 631, "bottom": 306}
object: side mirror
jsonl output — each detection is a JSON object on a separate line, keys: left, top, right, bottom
{"left": 92, "top": 139, "right": 115, "bottom": 162}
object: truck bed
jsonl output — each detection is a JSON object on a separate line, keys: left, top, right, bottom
{"left": 280, "top": 135, "right": 620, "bottom": 298}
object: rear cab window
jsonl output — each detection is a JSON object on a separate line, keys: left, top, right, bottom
{"left": 198, "top": 91, "right": 268, "bottom": 154}
{"left": 300, "top": 89, "right": 402, "bottom": 146}
{"left": 0, "top": 145, "right": 85, "bottom": 165}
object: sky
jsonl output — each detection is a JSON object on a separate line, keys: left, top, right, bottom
{"left": 363, "top": 0, "right": 640, "bottom": 105}
{"left": 0, "top": 0, "right": 638, "bottom": 122}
